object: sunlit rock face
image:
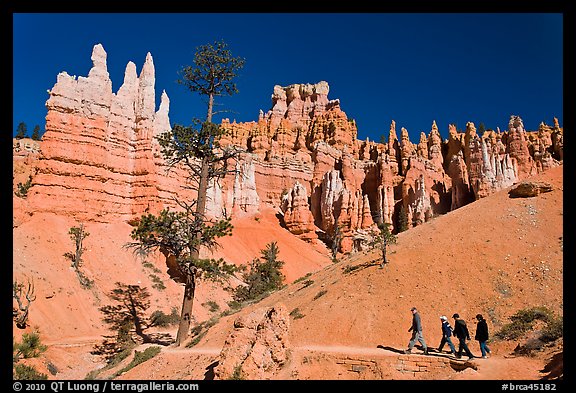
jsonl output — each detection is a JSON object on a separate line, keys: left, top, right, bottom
{"left": 30, "top": 46, "right": 563, "bottom": 253}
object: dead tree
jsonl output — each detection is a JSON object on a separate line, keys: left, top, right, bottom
{"left": 13, "top": 277, "right": 36, "bottom": 329}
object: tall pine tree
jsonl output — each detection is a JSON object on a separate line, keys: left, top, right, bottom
{"left": 129, "top": 40, "right": 245, "bottom": 346}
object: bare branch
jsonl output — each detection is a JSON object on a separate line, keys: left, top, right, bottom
{"left": 13, "top": 276, "right": 36, "bottom": 329}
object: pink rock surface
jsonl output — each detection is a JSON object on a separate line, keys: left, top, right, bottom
{"left": 25, "top": 48, "right": 563, "bottom": 254}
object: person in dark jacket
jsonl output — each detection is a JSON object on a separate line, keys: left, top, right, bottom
{"left": 437, "top": 315, "right": 456, "bottom": 356}
{"left": 475, "top": 314, "right": 492, "bottom": 358}
{"left": 404, "top": 307, "right": 428, "bottom": 355}
{"left": 452, "top": 313, "right": 474, "bottom": 360}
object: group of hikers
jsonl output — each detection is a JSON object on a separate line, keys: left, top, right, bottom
{"left": 404, "top": 307, "right": 491, "bottom": 360}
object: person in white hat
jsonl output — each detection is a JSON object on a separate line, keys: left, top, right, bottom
{"left": 437, "top": 315, "right": 456, "bottom": 356}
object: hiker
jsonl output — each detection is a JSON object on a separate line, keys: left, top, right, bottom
{"left": 437, "top": 315, "right": 456, "bottom": 356}
{"left": 404, "top": 307, "right": 428, "bottom": 355}
{"left": 475, "top": 314, "right": 492, "bottom": 359}
{"left": 452, "top": 313, "right": 474, "bottom": 360}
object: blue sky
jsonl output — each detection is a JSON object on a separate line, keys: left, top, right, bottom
{"left": 13, "top": 13, "right": 563, "bottom": 143}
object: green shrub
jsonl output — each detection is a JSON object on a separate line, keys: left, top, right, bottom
{"left": 289, "top": 308, "right": 305, "bottom": 320}
{"left": 13, "top": 364, "right": 48, "bottom": 380}
{"left": 115, "top": 346, "right": 161, "bottom": 376}
{"left": 540, "top": 317, "right": 563, "bottom": 343}
{"left": 149, "top": 274, "right": 166, "bottom": 290}
{"left": 15, "top": 176, "right": 33, "bottom": 198}
{"left": 150, "top": 307, "right": 180, "bottom": 327}
{"left": 229, "top": 365, "right": 244, "bottom": 380}
{"left": 15, "top": 331, "right": 47, "bottom": 359}
{"left": 142, "top": 261, "right": 162, "bottom": 273}
{"left": 299, "top": 279, "right": 314, "bottom": 288}
{"left": 227, "top": 300, "right": 242, "bottom": 310}
{"left": 495, "top": 306, "right": 558, "bottom": 340}
{"left": 495, "top": 321, "right": 533, "bottom": 340}
{"left": 202, "top": 300, "right": 220, "bottom": 313}
{"left": 511, "top": 306, "right": 553, "bottom": 324}
{"left": 293, "top": 272, "right": 312, "bottom": 284}
{"left": 186, "top": 317, "right": 219, "bottom": 348}
{"left": 233, "top": 242, "right": 285, "bottom": 303}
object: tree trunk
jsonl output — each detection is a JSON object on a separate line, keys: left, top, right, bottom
{"left": 174, "top": 93, "right": 214, "bottom": 346}
{"left": 174, "top": 156, "right": 209, "bottom": 346}
{"left": 380, "top": 243, "right": 387, "bottom": 267}
{"left": 207, "top": 93, "right": 214, "bottom": 123}
{"left": 175, "top": 272, "right": 196, "bottom": 346}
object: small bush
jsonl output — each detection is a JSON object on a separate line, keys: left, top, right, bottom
{"left": 115, "top": 346, "right": 161, "bottom": 376}
{"left": 16, "top": 331, "right": 47, "bottom": 359}
{"left": 511, "top": 307, "right": 553, "bottom": 324}
{"left": 202, "top": 301, "right": 220, "bottom": 313}
{"left": 313, "top": 289, "right": 327, "bottom": 301}
{"left": 289, "top": 308, "right": 305, "bottom": 320}
{"left": 108, "top": 347, "right": 133, "bottom": 367}
{"left": 343, "top": 265, "right": 359, "bottom": 274}
{"left": 495, "top": 321, "right": 533, "bottom": 340}
{"left": 15, "top": 176, "right": 33, "bottom": 198}
{"left": 142, "top": 261, "right": 161, "bottom": 273}
{"left": 229, "top": 364, "right": 244, "bottom": 380}
{"left": 149, "top": 274, "right": 166, "bottom": 290}
{"left": 227, "top": 300, "right": 242, "bottom": 310}
{"left": 293, "top": 272, "right": 312, "bottom": 284}
{"left": 495, "top": 306, "right": 558, "bottom": 341}
{"left": 150, "top": 307, "right": 180, "bottom": 327}
{"left": 300, "top": 279, "right": 314, "bottom": 288}
{"left": 76, "top": 270, "right": 94, "bottom": 289}
{"left": 540, "top": 317, "right": 563, "bottom": 343}
{"left": 13, "top": 364, "right": 48, "bottom": 380}
{"left": 233, "top": 242, "right": 285, "bottom": 303}
{"left": 187, "top": 317, "right": 219, "bottom": 348}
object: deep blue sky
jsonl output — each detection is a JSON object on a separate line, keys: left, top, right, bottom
{"left": 13, "top": 13, "right": 563, "bottom": 143}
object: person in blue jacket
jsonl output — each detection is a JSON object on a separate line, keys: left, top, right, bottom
{"left": 437, "top": 315, "right": 457, "bottom": 356}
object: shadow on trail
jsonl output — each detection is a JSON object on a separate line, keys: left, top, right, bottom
{"left": 377, "top": 345, "right": 404, "bottom": 354}
{"left": 204, "top": 360, "right": 219, "bottom": 380}
{"left": 343, "top": 261, "right": 380, "bottom": 274}
{"left": 377, "top": 344, "right": 465, "bottom": 360}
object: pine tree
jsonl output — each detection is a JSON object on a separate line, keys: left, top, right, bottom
{"left": 129, "top": 40, "right": 245, "bottom": 346}
{"left": 478, "top": 122, "right": 486, "bottom": 134}
{"left": 369, "top": 223, "right": 397, "bottom": 268}
{"left": 31, "top": 125, "right": 41, "bottom": 141}
{"left": 398, "top": 205, "right": 409, "bottom": 233}
{"left": 15, "top": 122, "right": 27, "bottom": 139}
{"left": 233, "top": 242, "right": 285, "bottom": 302}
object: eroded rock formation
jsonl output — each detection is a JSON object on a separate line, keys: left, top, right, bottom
{"left": 25, "top": 43, "right": 563, "bottom": 254}
{"left": 27, "top": 44, "right": 261, "bottom": 223}
{"left": 214, "top": 304, "right": 290, "bottom": 380}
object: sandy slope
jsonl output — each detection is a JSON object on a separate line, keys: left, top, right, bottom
{"left": 12, "top": 165, "right": 563, "bottom": 380}
{"left": 122, "top": 165, "right": 564, "bottom": 380}
{"left": 12, "top": 202, "right": 331, "bottom": 379}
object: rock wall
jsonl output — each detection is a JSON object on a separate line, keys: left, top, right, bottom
{"left": 215, "top": 304, "right": 290, "bottom": 380}
{"left": 25, "top": 44, "right": 563, "bottom": 254}
{"left": 219, "top": 83, "right": 562, "bottom": 252}
{"left": 27, "top": 44, "right": 260, "bottom": 223}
